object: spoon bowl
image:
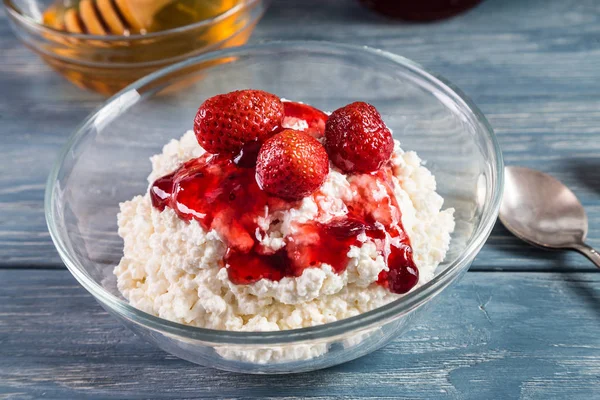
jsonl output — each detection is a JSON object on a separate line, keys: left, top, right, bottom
{"left": 500, "top": 166, "right": 600, "bottom": 268}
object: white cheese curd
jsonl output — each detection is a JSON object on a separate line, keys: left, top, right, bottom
{"left": 115, "top": 130, "right": 455, "bottom": 363}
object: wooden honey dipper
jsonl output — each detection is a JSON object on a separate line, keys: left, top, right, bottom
{"left": 43, "top": 0, "right": 235, "bottom": 35}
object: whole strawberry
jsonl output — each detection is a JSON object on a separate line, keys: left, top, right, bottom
{"left": 194, "top": 89, "right": 284, "bottom": 154}
{"left": 256, "top": 129, "right": 329, "bottom": 201}
{"left": 325, "top": 102, "right": 394, "bottom": 173}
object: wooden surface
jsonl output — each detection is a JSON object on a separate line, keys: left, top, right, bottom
{"left": 1, "top": 0, "right": 599, "bottom": 398}
{"left": 3, "top": 0, "right": 600, "bottom": 270}
{"left": 1, "top": 270, "right": 599, "bottom": 399}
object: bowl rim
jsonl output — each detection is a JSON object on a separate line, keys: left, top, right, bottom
{"left": 3, "top": 0, "right": 262, "bottom": 41}
{"left": 45, "top": 41, "right": 504, "bottom": 345}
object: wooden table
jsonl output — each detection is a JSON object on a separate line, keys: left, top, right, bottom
{"left": 1, "top": 0, "right": 599, "bottom": 398}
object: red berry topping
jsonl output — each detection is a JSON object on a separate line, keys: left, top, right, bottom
{"left": 151, "top": 93, "right": 419, "bottom": 295}
{"left": 256, "top": 129, "right": 329, "bottom": 201}
{"left": 282, "top": 101, "right": 328, "bottom": 138}
{"left": 377, "top": 227, "right": 419, "bottom": 294}
{"left": 150, "top": 155, "right": 418, "bottom": 294}
{"left": 194, "top": 89, "right": 284, "bottom": 154}
{"left": 325, "top": 102, "right": 394, "bottom": 173}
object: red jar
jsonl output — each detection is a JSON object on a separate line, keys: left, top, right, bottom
{"left": 359, "top": 0, "right": 482, "bottom": 21}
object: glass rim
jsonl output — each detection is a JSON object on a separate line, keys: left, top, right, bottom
{"left": 3, "top": 0, "right": 262, "bottom": 41}
{"left": 45, "top": 41, "right": 504, "bottom": 345}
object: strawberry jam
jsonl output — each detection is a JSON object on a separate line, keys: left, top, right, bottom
{"left": 225, "top": 248, "right": 293, "bottom": 284}
{"left": 150, "top": 142, "right": 418, "bottom": 294}
{"left": 282, "top": 101, "right": 329, "bottom": 138}
{"left": 359, "top": 0, "right": 482, "bottom": 21}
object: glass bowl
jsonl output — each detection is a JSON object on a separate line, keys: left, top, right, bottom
{"left": 3, "top": 0, "right": 266, "bottom": 95}
{"left": 45, "top": 41, "right": 503, "bottom": 374}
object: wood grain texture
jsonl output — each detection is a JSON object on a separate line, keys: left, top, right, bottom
{"left": 2, "top": 1, "right": 600, "bottom": 398}
{"left": 2, "top": 0, "right": 600, "bottom": 269}
{"left": 0, "top": 270, "right": 598, "bottom": 399}
{"left": 0, "top": 8, "right": 103, "bottom": 267}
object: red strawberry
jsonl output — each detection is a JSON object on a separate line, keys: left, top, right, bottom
{"left": 325, "top": 102, "right": 394, "bottom": 173}
{"left": 256, "top": 129, "right": 329, "bottom": 201}
{"left": 282, "top": 101, "right": 328, "bottom": 138}
{"left": 194, "top": 89, "right": 284, "bottom": 154}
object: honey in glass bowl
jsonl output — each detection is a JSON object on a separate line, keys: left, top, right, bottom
{"left": 4, "top": 0, "right": 266, "bottom": 94}
{"left": 42, "top": 0, "right": 239, "bottom": 35}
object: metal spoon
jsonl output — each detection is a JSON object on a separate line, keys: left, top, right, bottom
{"left": 499, "top": 166, "right": 600, "bottom": 269}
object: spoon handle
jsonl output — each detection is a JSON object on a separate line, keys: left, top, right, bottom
{"left": 572, "top": 243, "right": 600, "bottom": 269}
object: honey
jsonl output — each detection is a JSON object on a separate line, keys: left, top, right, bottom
{"left": 43, "top": 0, "right": 239, "bottom": 35}
{"left": 35, "top": 0, "right": 260, "bottom": 94}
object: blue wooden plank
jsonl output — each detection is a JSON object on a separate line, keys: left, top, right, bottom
{"left": 0, "top": 269, "right": 598, "bottom": 399}
{"left": 3, "top": 0, "right": 600, "bottom": 269}
{"left": 0, "top": 0, "right": 599, "bottom": 266}
{"left": 1, "top": 1, "right": 599, "bottom": 399}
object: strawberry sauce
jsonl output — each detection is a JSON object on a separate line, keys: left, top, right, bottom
{"left": 150, "top": 156, "right": 419, "bottom": 294}
{"left": 150, "top": 102, "right": 419, "bottom": 294}
{"left": 282, "top": 101, "right": 328, "bottom": 138}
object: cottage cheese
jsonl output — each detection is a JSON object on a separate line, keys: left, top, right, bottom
{"left": 115, "top": 130, "right": 455, "bottom": 361}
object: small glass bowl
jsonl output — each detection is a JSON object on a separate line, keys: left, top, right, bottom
{"left": 3, "top": 0, "right": 266, "bottom": 94}
{"left": 45, "top": 41, "right": 503, "bottom": 374}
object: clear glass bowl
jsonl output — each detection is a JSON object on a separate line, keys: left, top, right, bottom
{"left": 45, "top": 41, "right": 503, "bottom": 374}
{"left": 3, "top": 0, "right": 265, "bottom": 94}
